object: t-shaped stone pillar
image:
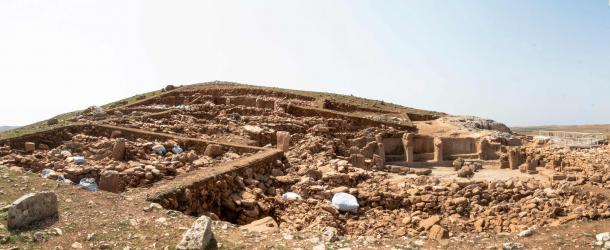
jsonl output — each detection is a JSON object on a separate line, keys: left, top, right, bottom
{"left": 402, "top": 133, "right": 414, "bottom": 163}
{"left": 433, "top": 137, "right": 443, "bottom": 162}
{"left": 276, "top": 131, "right": 291, "bottom": 152}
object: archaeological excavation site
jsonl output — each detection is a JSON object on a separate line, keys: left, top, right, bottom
{"left": 0, "top": 82, "right": 609, "bottom": 249}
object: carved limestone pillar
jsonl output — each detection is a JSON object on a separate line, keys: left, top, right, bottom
{"left": 402, "top": 133, "right": 414, "bottom": 163}
{"left": 433, "top": 137, "right": 443, "bottom": 162}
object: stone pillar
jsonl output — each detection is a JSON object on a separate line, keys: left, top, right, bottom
{"left": 362, "top": 141, "right": 377, "bottom": 158}
{"left": 374, "top": 134, "right": 385, "bottom": 164}
{"left": 528, "top": 156, "right": 539, "bottom": 174}
{"left": 375, "top": 134, "right": 383, "bottom": 144}
{"left": 350, "top": 154, "right": 366, "bottom": 169}
{"left": 521, "top": 156, "right": 539, "bottom": 174}
{"left": 349, "top": 146, "right": 361, "bottom": 156}
{"left": 373, "top": 154, "right": 384, "bottom": 169}
{"left": 433, "top": 137, "right": 443, "bottom": 162}
{"left": 402, "top": 133, "right": 414, "bottom": 163}
{"left": 478, "top": 139, "right": 490, "bottom": 160}
{"left": 112, "top": 138, "right": 126, "bottom": 161}
{"left": 99, "top": 170, "right": 125, "bottom": 193}
{"left": 508, "top": 147, "right": 519, "bottom": 170}
{"left": 499, "top": 154, "right": 510, "bottom": 169}
{"left": 256, "top": 97, "right": 263, "bottom": 108}
{"left": 376, "top": 142, "right": 385, "bottom": 165}
{"left": 24, "top": 142, "right": 36, "bottom": 153}
{"left": 276, "top": 131, "right": 291, "bottom": 152}
{"left": 273, "top": 100, "right": 281, "bottom": 112}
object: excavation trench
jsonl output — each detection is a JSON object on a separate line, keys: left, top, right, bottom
{"left": 0, "top": 124, "right": 259, "bottom": 193}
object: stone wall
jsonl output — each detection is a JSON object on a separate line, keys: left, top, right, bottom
{"left": 226, "top": 96, "right": 258, "bottom": 107}
{"left": 321, "top": 99, "right": 388, "bottom": 113}
{"left": 382, "top": 138, "right": 404, "bottom": 155}
{"left": 413, "top": 135, "right": 434, "bottom": 154}
{"left": 408, "top": 113, "right": 444, "bottom": 122}
{"left": 125, "top": 87, "right": 317, "bottom": 109}
{"left": 442, "top": 137, "right": 477, "bottom": 157}
{"left": 0, "top": 124, "right": 264, "bottom": 154}
{"left": 144, "top": 149, "right": 285, "bottom": 224}
{"left": 0, "top": 126, "right": 79, "bottom": 150}
{"left": 279, "top": 103, "right": 414, "bottom": 130}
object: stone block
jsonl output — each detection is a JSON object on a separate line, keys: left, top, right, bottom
{"left": 276, "top": 131, "right": 291, "bottom": 152}
{"left": 24, "top": 142, "right": 35, "bottom": 153}
{"left": 7, "top": 192, "right": 58, "bottom": 230}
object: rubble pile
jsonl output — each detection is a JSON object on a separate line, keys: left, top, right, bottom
{"left": 517, "top": 145, "right": 610, "bottom": 187}
{"left": 268, "top": 164, "right": 609, "bottom": 238}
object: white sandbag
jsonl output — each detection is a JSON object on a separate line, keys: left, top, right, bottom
{"left": 331, "top": 192, "right": 359, "bottom": 212}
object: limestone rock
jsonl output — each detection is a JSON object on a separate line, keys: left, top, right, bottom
{"left": 457, "top": 166, "right": 474, "bottom": 178}
{"left": 322, "top": 226, "right": 339, "bottom": 242}
{"left": 24, "top": 142, "right": 36, "bottom": 153}
{"left": 112, "top": 138, "right": 126, "bottom": 161}
{"left": 474, "top": 218, "right": 485, "bottom": 232}
{"left": 7, "top": 192, "right": 58, "bottom": 230}
{"left": 429, "top": 224, "right": 449, "bottom": 240}
{"left": 176, "top": 215, "right": 215, "bottom": 250}
{"left": 597, "top": 232, "right": 610, "bottom": 242}
{"left": 276, "top": 131, "right": 291, "bottom": 152}
{"left": 239, "top": 217, "right": 279, "bottom": 233}
{"left": 452, "top": 158, "right": 464, "bottom": 170}
{"left": 243, "top": 125, "right": 263, "bottom": 134}
{"left": 413, "top": 168, "right": 432, "bottom": 176}
{"left": 503, "top": 242, "right": 525, "bottom": 250}
{"left": 419, "top": 215, "right": 440, "bottom": 231}
{"left": 98, "top": 170, "right": 125, "bottom": 193}
{"left": 518, "top": 228, "right": 534, "bottom": 237}
{"left": 203, "top": 144, "right": 224, "bottom": 158}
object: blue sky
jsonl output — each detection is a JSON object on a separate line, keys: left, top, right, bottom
{"left": 1, "top": 0, "right": 609, "bottom": 126}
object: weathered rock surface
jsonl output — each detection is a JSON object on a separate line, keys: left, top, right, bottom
{"left": 203, "top": 144, "right": 224, "bottom": 158}
{"left": 239, "top": 216, "right": 279, "bottom": 233}
{"left": 112, "top": 138, "right": 126, "bottom": 161}
{"left": 429, "top": 224, "right": 448, "bottom": 240}
{"left": 24, "top": 142, "right": 36, "bottom": 153}
{"left": 176, "top": 215, "right": 215, "bottom": 250}
{"left": 98, "top": 170, "right": 125, "bottom": 193}
{"left": 7, "top": 191, "right": 58, "bottom": 230}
